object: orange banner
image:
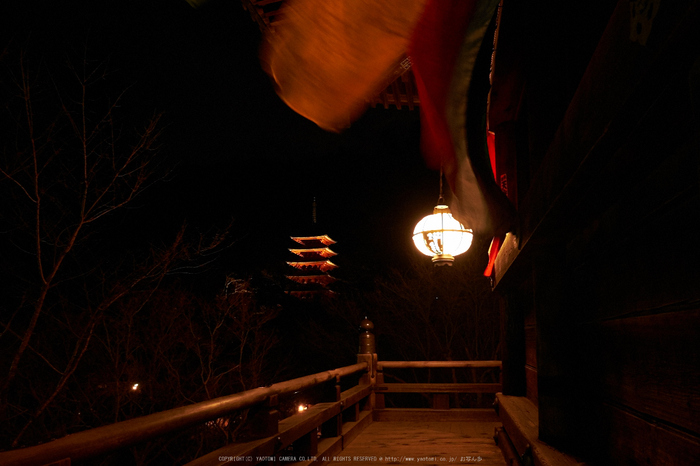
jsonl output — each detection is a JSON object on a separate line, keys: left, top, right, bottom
{"left": 261, "top": 0, "right": 427, "bottom": 132}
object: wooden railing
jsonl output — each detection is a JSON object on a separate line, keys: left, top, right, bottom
{"left": 375, "top": 360, "right": 502, "bottom": 410}
{"left": 0, "top": 362, "right": 370, "bottom": 466}
{"left": 0, "top": 320, "right": 502, "bottom": 466}
{"left": 186, "top": 359, "right": 375, "bottom": 466}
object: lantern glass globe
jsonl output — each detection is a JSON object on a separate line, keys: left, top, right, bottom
{"left": 412, "top": 205, "right": 473, "bottom": 263}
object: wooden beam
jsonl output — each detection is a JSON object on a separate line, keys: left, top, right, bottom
{"left": 373, "top": 408, "right": 499, "bottom": 423}
{"left": 341, "top": 410, "right": 372, "bottom": 449}
{"left": 580, "top": 309, "right": 700, "bottom": 435}
{"left": 379, "top": 360, "right": 501, "bottom": 369}
{"left": 375, "top": 383, "right": 502, "bottom": 394}
{"left": 316, "top": 437, "right": 344, "bottom": 465}
{"left": 494, "top": 426, "right": 521, "bottom": 466}
{"left": 596, "top": 402, "right": 700, "bottom": 465}
{"left": 496, "top": 394, "right": 587, "bottom": 466}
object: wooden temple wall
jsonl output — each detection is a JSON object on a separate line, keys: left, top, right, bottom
{"left": 493, "top": 0, "right": 700, "bottom": 463}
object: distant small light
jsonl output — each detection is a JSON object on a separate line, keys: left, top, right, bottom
{"left": 298, "top": 404, "right": 308, "bottom": 413}
{"left": 132, "top": 383, "right": 139, "bottom": 391}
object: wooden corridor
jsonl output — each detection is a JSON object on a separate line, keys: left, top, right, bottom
{"left": 328, "top": 418, "right": 505, "bottom": 465}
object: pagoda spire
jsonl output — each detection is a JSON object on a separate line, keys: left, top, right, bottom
{"left": 312, "top": 197, "right": 317, "bottom": 224}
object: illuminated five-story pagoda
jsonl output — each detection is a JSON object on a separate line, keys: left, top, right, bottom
{"left": 286, "top": 199, "right": 338, "bottom": 299}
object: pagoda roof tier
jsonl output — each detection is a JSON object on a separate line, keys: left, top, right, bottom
{"left": 287, "top": 261, "right": 338, "bottom": 272}
{"left": 289, "top": 247, "right": 337, "bottom": 259}
{"left": 291, "top": 235, "right": 336, "bottom": 246}
{"left": 288, "top": 252, "right": 327, "bottom": 262}
{"left": 286, "top": 274, "right": 337, "bottom": 286}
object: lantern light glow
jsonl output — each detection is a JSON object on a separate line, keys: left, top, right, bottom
{"left": 413, "top": 204, "right": 473, "bottom": 265}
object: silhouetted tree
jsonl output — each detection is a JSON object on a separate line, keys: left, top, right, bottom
{"left": 306, "top": 256, "right": 500, "bottom": 407}
{"left": 372, "top": 258, "right": 500, "bottom": 363}
{"left": 76, "top": 277, "right": 282, "bottom": 464}
{"left": 0, "top": 50, "right": 227, "bottom": 450}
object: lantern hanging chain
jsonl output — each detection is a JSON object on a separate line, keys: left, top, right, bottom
{"left": 438, "top": 166, "right": 445, "bottom": 253}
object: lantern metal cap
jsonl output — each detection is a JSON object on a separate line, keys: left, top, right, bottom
{"left": 433, "top": 204, "right": 451, "bottom": 214}
{"left": 431, "top": 253, "right": 455, "bottom": 266}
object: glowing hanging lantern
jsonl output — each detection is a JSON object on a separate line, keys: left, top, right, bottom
{"left": 413, "top": 204, "right": 473, "bottom": 265}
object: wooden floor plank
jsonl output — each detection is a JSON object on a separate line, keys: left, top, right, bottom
{"left": 325, "top": 421, "right": 506, "bottom": 465}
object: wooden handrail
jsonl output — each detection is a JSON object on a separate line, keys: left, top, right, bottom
{"left": 378, "top": 360, "right": 502, "bottom": 369}
{"left": 374, "top": 383, "right": 502, "bottom": 393}
{"left": 0, "top": 362, "right": 368, "bottom": 466}
{"left": 374, "top": 360, "right": 502, "bottom": 410}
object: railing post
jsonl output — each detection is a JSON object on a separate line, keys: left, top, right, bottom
{"left": 322, "top": 374, "right": 341, "bottom": 403}
{"left": 293, "top": 429, "right": 318, "bottom": 459}
{"left": 248, "top": 395, "right": 279, "bottom": 439}
{"left": 321, "top": 375, "right": 342, "bottom": 438}
{"left": 357, "top": 317, "right": 381, "bottom": 409}
{"left": 358, "top": 317, "right": 375, "bottom": 355}
{"left": 375, "top": 358, "right": 384, "bottom": 409}
{"left": 357, "top": 318, "right": 375, "bottom": 384}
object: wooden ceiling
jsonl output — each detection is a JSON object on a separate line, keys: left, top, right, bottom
{"left": 240, "top": 0, "right": 420, "bottom": 111}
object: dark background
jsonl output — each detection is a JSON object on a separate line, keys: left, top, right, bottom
{"left": 2, "top": 0, "right": 483, "bottom": 288}
{"left": 0, "top": 1, "right": 502, "bottom": 455}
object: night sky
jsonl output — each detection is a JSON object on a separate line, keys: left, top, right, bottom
{"left": 0, "top": 2, "right": 501, "bottom": 453}
{"left": 2, "top": 0, "right": 484, "bottom": 288}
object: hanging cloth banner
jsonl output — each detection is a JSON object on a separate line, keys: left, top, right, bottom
{"left": 262, "top": 0, "right": 515, "bottom": 241}
{"left": 260, "top": 0, "right": 427, "bottom": 132}
{"left": 409, "top": 0, "right": 515, "bottom": 239}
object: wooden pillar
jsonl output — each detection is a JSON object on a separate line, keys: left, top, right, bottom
{"left": 321, "top": 376, "right": 342, "bottom": 438}
{"left": 532, "top": 244, "right": 576, "bottom": 449}
{"left": 322, "top": 375, "right": 341, "bottom": 403}
{"left": 374, "top": 362, "right": 385, "bottom": 409}
{"left": 357, "top": 354, "right": 374, "bottom": 384}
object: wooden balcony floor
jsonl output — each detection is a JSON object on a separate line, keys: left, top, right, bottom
{"left": 327, "top": 419, "right": 506, "bottom": 465}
